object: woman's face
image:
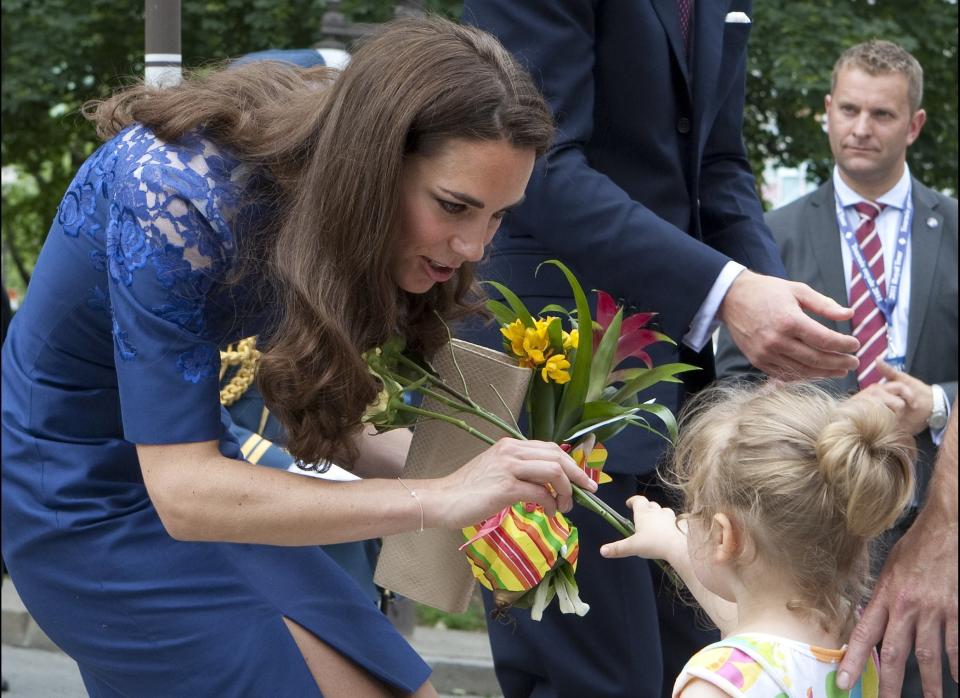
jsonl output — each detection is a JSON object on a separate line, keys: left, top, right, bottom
{"left": 394, "top": 138, "right": 536, "bottom": 294}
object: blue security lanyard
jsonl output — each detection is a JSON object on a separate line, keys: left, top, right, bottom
{"left": 834, "top": 185, "right": 913, "bottom": 328}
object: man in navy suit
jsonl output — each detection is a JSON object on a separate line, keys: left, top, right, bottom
{"left": 460, "top": 2, "right": 862, "bottom": 696}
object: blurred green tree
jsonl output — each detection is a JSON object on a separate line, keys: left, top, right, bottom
{"left": 1, "top": 0, "right": 326, "bottom": 289}
{"left": 745, "top": 0, "right": 958, "bottom": 204}
{"left": 2, "top": 0, "right": 956, "bottom": 290}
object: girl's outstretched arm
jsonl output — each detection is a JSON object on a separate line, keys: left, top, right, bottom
{"left": 600, "top": 496, "right": 738, "bottom": 635}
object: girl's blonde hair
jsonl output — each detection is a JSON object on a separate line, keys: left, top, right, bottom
{"left": 668, "top": 381, "right": 914, "bottom": 632}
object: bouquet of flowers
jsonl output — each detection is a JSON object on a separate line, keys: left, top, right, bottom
{"left": 365, "top": 260, "right": 696, "bottom": 619}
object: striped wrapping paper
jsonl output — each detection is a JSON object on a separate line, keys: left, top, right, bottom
{"left": 459, "top": 439, "right": 612, "bottom": 595}
{"left": 461, "top": 503, "right": 580, "bottom": 593}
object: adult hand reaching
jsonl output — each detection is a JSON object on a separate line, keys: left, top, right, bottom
{"left": 719, "top": 270, "right": 860, "bottom": 380}
{"left": 866, "top": 361, "right": 935, "bottom": 435}
{"left": 835, "top": 503, "right": 958, "bottom": 696}
{"left": 836, "top": 402, "right": 958, "bottom": 697}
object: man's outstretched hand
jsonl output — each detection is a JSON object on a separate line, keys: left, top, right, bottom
{"left": 835, "top": 504, "right": 958, "bottom": 697}
{"left": 719, "top": 270, "right": 859, "bottom": 380}
{"left": 837, "top": 402, "right": 958, "bottom": 697}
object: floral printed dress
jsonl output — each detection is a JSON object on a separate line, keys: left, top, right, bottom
{"left": 0, "top": 124, "right": 430, "bottom": 696}
{"left": 672, "top": 633, "right": 880, "bottom": 698}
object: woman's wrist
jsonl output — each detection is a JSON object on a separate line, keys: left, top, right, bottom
{"left": 396, "top": 477, "right": 424, "bottom": 533}
{"left": 409, "top": 478, "right": 454, "bottom": 530}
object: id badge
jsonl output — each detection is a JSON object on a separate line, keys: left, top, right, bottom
{"left": 884, "top": 354, "right": 906, "bottom": 371}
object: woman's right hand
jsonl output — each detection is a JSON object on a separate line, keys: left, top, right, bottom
{"left": 427, "top": 438, "right": 598, "bottom": 529}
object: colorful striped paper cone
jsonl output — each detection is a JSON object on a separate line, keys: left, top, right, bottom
{"left": 461, "top": 503, "right": 579, "bottom": 593}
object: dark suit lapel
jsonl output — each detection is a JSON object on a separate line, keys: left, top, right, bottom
{"left": 905, "top": 180, "right": 945, "bottom": 371}
{"left": 691, "top": 0, "right": 729, "bottom": 120}
{"left": 650, "top": 0, "right": 692, "bottom": 93}
{"left": 808, "top": 182, "right": 851, "bottom": 333}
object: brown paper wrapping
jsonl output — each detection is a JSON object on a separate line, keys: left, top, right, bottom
{"left": 373, "top": 338, "right": 531, "bottom": 612}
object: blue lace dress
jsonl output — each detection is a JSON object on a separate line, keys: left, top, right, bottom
{"left": 0, "top": 124, "right": 431, "bottom": 696}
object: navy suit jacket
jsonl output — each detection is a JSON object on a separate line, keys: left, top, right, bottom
{"left": 462, "top": 0, "right": 785, "bottom": 475}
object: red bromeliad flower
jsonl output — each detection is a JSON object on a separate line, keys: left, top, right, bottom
{"left": 593, "top": 291, "right": 667, "bottom": 368}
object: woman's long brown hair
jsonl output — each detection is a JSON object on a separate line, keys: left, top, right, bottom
{"left": 84, "top": 16, "right": 554, "bottom": 465}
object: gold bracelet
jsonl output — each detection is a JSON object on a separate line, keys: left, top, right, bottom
{"left": 397, "top": 477, "right": 424, "bottom": 534}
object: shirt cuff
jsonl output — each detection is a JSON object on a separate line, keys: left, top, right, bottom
{"left": 930, "top": 383, "right": 951, "bottom": 445}
{"left": 683, "top": 261, "right": 747, "bottom": 352}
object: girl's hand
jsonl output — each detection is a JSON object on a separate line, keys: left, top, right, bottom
{"left": 599, "top": 496, "right": 685, "bottom": 564}
{"left": 428, "top": 438, "right": 598, "bottom": 529}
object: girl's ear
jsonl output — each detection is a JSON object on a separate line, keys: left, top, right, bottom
{"left": 710, "top": 512, "right": 739, "bottom": 564}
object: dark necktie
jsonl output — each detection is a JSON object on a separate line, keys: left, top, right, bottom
{"left": 848, "top": 201, "right": 889, "bottom": 388}
{"left": 677, "top": 0, "right": 694, "bottom": 56}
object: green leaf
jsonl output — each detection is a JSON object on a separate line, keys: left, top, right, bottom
{"left": 561, "top": 401, "right": 641, "bottom": 441}
{"left": 633, "top": 402, "right": 678, "bottom": 443}
{"left": 546, "top": 316, "right": 565, "bottom": 354}
{"left": 580, "top": 401, "right": 635, "bottom": 421}
{"left": 593, "top": 417, "right": 668, "bottom": 448}
{"left": 485, "top": 299, "right": 518, "bottom": 326}
{"left": 529, "top": 371, "right": 557, "bottom": 441}
{"left": 563, "top": 409, "right": 641, "bottom": 442}
{"left": 538, "top": 303, "right": 572, "bottom": 316}
{"left": 537, "top": 260, "right": 593, "bottom": 441}
{"left": 609, "top": 363, "right": 701, "bottom": 404}
{"left": 586, "top": 307, "right": 622, "bottom": 402}
{"left": 583, "top": 401, "right": 678, "bottom": 445}
{"left": 481, "top": 280, "right": 534, "bottom": 328}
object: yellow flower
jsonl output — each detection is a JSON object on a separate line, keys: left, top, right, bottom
{"left": 541, "top": 353, "right": 571, "bottom": 384}
{"left": 501, "top": 320, "right": 527, "bottom": 358}
{"left": 533, "top": 318, "right": 553, "bottom": 335}
{"left": 502, "top": 317, "right": 569, "bottom": 367}
{"left": 562, "top": 328, "right": 579, "bottom": 351}
{"left": 522, "top": 320, "right": 551, "bottom": 365}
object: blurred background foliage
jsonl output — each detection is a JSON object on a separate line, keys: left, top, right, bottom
{"left": 2, "top": 0, "right": 957, "bottom": 295}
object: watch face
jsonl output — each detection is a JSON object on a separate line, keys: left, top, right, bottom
{"left": 929, "top": 412, "right": 949, "bottom": 431}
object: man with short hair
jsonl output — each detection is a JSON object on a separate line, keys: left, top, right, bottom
{"left": 717, "top": 40, "right": 958, "bottom": 698}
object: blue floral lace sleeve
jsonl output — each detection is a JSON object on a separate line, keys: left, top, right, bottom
{"left": 97, "top": 125, "right": 246, "bottom": 444}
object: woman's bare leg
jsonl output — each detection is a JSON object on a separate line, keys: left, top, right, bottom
{"left": 283, "top": 617, "right": 438, "bottom": 698}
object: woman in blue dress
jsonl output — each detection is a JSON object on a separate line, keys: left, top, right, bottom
{"left": 0, "top": 17, "right": 596, "bottom": 697}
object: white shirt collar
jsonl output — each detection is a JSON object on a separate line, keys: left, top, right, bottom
{"left": 833, "top": 164, "right": 912, "bottom": 210}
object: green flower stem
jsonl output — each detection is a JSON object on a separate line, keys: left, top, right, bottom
{"left": 570, "top": 488, "right": 679, "bottom": 584}
{"left": 571, "top": 486, "right": 634, "bottom": 538}
{"left": 395, "top": 387, "right": 678, "bottom": 584}
{"left": 394, "top": 354, "right": 476, "bottom": 407}
{"left": 388, "top": 369, "right": 633, "bottom": 533}
{"left": 418, "top": 385, "right": 525, "bottom": 440}
{"left": 379, "top": 356, "right": 677, "bottom": 583}
{"left": 393, "top": 354, "right": 525, "bottom": 439}
{"left": 394, "top": 403, "right": 498, "bottom": 446}
{"left": 386, "top": 367, "right": 526, "bottom": 442}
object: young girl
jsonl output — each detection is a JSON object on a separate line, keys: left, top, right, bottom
{"left": 601, "top": 381, "right": 914, "bottom": 697}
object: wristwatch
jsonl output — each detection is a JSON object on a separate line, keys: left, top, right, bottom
{"left": 927, "top": 384, "right": 949, "bottom": 431}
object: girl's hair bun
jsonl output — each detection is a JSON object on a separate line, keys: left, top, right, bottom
{"left": 815, "top": 398, "right": 914, "bottom": 538}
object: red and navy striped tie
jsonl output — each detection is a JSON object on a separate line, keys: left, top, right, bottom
{"left": 849, "top": 201, "right": 888, "bottom": 388}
